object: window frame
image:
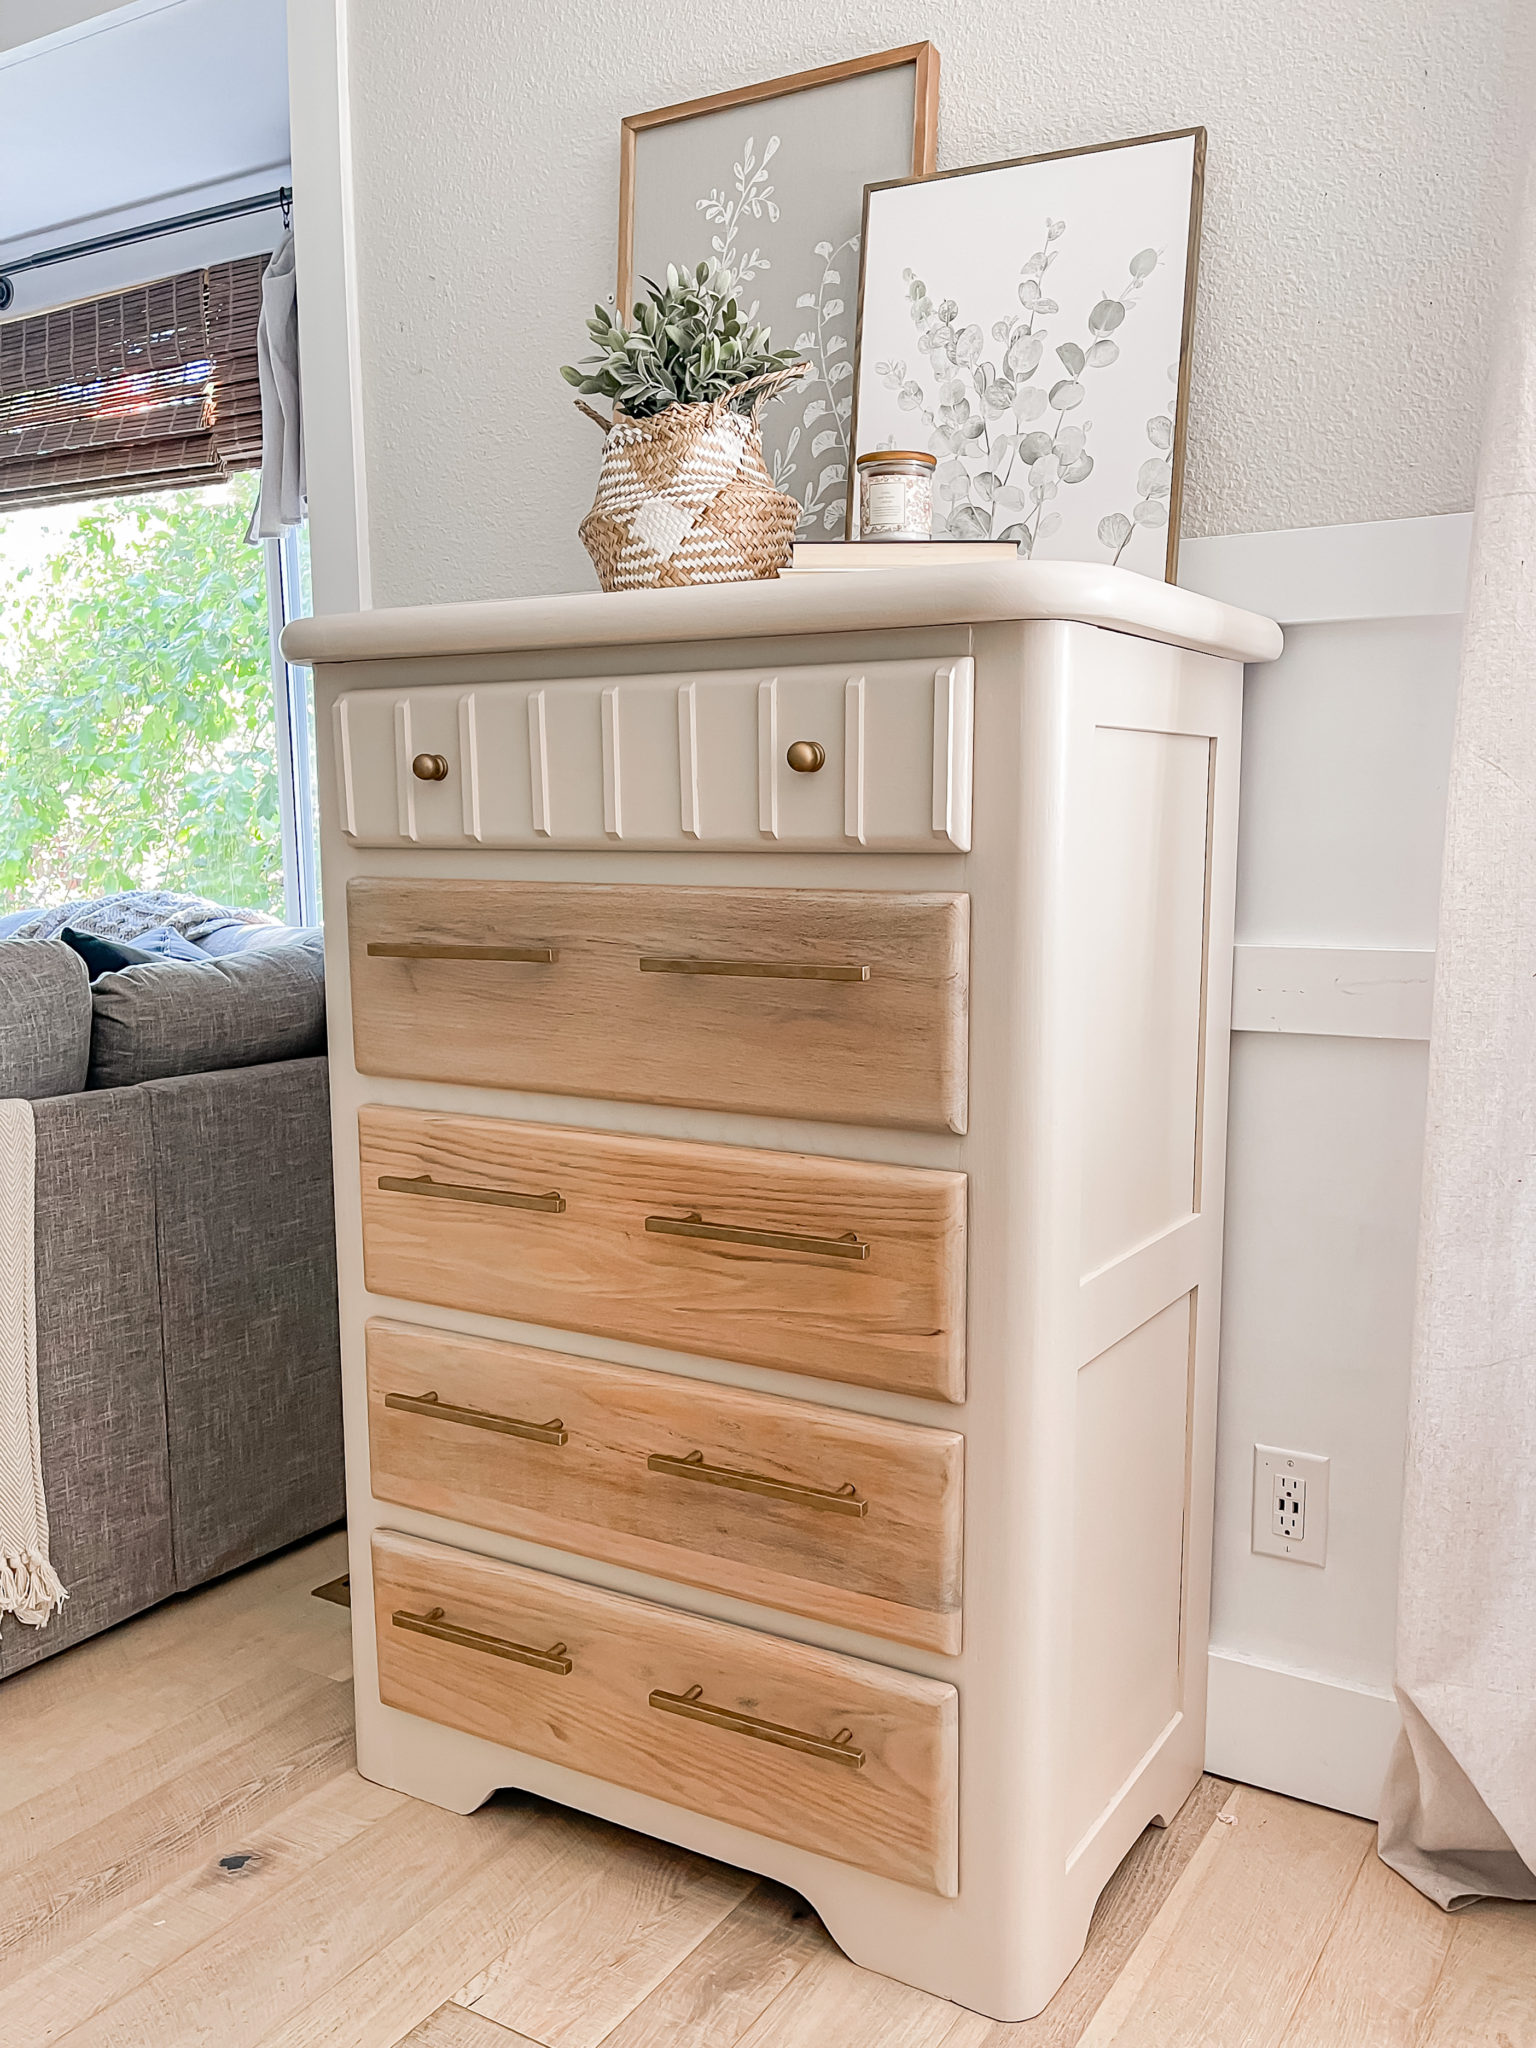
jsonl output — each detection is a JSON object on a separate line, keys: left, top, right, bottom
{"left": 263, "top": 526, "right": 320, "bottom": 926}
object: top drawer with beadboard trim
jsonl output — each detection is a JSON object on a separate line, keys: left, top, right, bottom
{"left": 333, "top": 657, "right": 974, "bottom": 851}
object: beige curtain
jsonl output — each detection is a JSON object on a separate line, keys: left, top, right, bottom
{"left": 1376, "top": 115, "right": 1536, "bottom": 1909}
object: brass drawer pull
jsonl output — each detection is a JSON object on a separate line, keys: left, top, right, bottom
{"left": 411, "top": 752, "right": 450, "bottom": 781}
{"left": 647, "top": 1448, "right": 867, "bottom": 1516}
{"left": 378, "top": 1173, "right": 566, "bottom": 1214}
{"left": 638, "top": 957, "right": 869, "bottom": 983}
{"left": 384, "top": 1389, "right": 568, "bottom": 1445}
{"left": 645, "top": 1211, "right": 868, "bottom": 1261}
{"left": 392, "top": 1606, "right": 573, "bottom": 1674}
{"left": 649, "top": 1684, "right": 865, "bottom": 1769}
{"left": 367, "top": 942, "right": 557, "bottom": 964}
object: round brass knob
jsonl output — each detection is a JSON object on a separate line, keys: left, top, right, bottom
{"left": 411, "top": 752, "right": 450, "bottom": 782}
{"left": 786, "top": 739, "right": 826, "bottom": 774}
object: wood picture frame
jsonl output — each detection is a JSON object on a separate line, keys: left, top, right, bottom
{"left": 848, "top": 128, "right": 1206, "bottom": 579}
{"left": 617, "top": 46, "right": 939, "bottom": 539}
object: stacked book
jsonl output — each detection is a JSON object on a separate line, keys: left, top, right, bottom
{"left": 783, "top": 540, "right": 1022, "bottom": 573}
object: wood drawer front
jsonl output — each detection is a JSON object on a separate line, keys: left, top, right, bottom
{"left": 333, "top": 658, "right": 973, "bottom": 852}
{"left": 366, "top": 1318, "right": 964, "bottom": 1654}
{"left": 358, "top": 1110, "right": 966, "bottom": 1402}
{"left": 372, "top": 1529, "right": 959, "bottom": 1895}
{"left": 349, "top": 880, "right": 969, "bottom": 1136}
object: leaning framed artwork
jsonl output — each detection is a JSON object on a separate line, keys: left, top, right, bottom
{"left": 619, "top": 45, "right": 939, "bottom": 538}
{"left": 848, "top": 129, "right": 1205, "bottom": 577}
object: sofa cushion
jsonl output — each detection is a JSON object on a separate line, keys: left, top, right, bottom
{"left": 88, "top": 931, "right": 327, "bottom": 1089}
{"left": 0, "top": 938, "right": 92, "bottom": 1099}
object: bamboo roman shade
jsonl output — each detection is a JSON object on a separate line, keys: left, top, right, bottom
{"left": 0, "top": 256, "right": 267, "bottom": 510}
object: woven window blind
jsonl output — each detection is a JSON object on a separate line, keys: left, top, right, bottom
{"left": 0, "top": 255, "right": 267, "bottom": 510}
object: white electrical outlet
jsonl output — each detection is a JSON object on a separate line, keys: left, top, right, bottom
{"left": 1252, "top": 1445, "right": 1329, "bottom": 1566}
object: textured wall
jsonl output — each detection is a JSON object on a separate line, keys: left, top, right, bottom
{"left": 347, "top": 0, "right": 1519, "bottom": 605}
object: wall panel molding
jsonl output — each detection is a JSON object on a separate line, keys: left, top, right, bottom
{"left": 1180, "top": 512, "right": 1471, "bottom": 625}
{"left": 1197, "top": 511, "right": 1460, "bottom": 1814}
{"left": 1232, "top": 946, "right": 1434, "bottom": 1041}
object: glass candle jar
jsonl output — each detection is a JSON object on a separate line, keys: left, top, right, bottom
{"left": 856, "top": 450, "right": 937, "bottom": 541}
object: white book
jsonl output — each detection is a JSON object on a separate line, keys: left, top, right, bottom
{"left": 785, "top": 540, "right": 1023, "bottom": 572}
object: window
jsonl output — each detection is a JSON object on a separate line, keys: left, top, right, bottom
{"left": 0, "top": 259, "right": 318, "bottom": 923}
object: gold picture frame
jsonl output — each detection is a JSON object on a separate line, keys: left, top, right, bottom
{"left": 848, "top": 127, "right": 1206, "bottom": 579}
{"left": 616, "top": 46, "right": 939, "bottom": 540}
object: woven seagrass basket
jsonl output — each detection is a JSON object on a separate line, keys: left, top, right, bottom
{"left": 576, "top": 367, "right": 806, "bottom": 593}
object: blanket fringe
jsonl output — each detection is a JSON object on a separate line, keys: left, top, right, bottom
{"left": 0, "top": 1546, "right": 67, "bottom": 1628}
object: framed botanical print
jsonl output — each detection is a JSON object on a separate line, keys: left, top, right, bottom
{"left": 849, "top": 129, "right": 1205, "bottom": 578}
{"left": 619, "top": 45, "right": 938, "bottom": 538}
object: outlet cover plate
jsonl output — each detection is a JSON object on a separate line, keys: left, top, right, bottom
{"left": 1252, "top": 1444, "right": 1330, "bottom": 1566}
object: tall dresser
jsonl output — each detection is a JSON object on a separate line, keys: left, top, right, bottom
{"left": 284, "top": 563, "right": 1281, "bottom": 2022}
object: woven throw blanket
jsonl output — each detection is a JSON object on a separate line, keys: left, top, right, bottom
{"left": 11, "top": 891, "right": 277, "bottom": 947}
{"left": 0, "top": 1099, "right": 65, "bottom": 1629}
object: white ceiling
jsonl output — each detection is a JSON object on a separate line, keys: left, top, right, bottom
{"left": 0, "top": 0, "right": 289, "bottom": 301}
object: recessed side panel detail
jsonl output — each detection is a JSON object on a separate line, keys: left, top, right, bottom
{"left": 1081, "top": 726, "right": 1212, "bottom": 1276}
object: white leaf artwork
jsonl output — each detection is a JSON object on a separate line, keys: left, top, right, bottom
{"left": 850, "top": 131, "right": 1203, "bottom": 576}
{"left": 625, "top": 54, "right": 927, "bottom": 540}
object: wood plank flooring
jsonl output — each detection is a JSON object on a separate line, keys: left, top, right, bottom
{"left": 1, "top": 1532, "right": 1530, "bottom": 2048}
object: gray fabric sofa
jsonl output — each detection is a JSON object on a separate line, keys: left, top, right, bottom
{"left": 0, "top": 934, "right": 344, "bottom": 1676}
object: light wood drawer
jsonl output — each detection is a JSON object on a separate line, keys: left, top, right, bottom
{"left": 366, "top": 1318, "right": 964, "bottom": 1654}
{"left": 348, "top": 880, "right": 969, "bottom": 1135}
{"left": 372, "top": 1529, "right": 959, "bottom": 1895}
{"left": 358, "top": 1109, "right": 967, "bottom": 1402}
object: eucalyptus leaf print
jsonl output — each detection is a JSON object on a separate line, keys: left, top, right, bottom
{"left": 891, "top": 229, "right": 1164, "bottom": 553}
{"left": 852, "top": 133, "right": 1202, "bottom": 573}
{"left": 787, "top": 236, "right": 858, "bottom": 533}
{"left": 1096, "top": 367, "right": 1179, "bottom": 565}
{"left": 697, "top": 135, "right": 780, "bottom": 287}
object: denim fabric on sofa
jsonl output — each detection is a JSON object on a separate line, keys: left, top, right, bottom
{"left": 0, "top": 931, "right": 343, "bottom": 1675}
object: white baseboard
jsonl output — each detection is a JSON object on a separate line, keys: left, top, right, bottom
{"left": 1205, "top": 1649, "right": 1402, "bottom": 1821}
{"left": 1179, "top": 512, "right": 1470, "bottom": 624}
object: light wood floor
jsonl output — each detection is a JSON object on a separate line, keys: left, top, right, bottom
{"left": 1, "top": 1532, "right": 1530, "bottom": 2048}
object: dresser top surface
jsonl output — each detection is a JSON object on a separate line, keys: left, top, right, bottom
{"left": 282, "top": 560, "right": 1282, "bottom": 670}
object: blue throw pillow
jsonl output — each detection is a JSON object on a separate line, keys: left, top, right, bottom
{"left": 128, "top": 923, "right": 210, "bottom": 963}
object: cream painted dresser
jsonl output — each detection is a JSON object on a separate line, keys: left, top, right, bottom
{"left": 284, "top": 563, "right": 1281, "bottom": 2022}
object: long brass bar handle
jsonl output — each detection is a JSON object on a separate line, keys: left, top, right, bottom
{"left": 647, "top": 1448, "right": 867, "bottom": 1517}
{"left": 392, "top": 1606, "right": 573, "bottom": 1674}
{"left": 367, "top": 942, "right": 557, "bottom": 963}
{"left": 378, "top": 1173, "right": 566, "bottom": 1214}
{"left": 385, "top": 1390, "right": 568, "bottom": 1446}
{"left": 638, "top": 957, "right": 869, "bottom": 982}
{"left": 649, "top": 1684, "right": 865, "bottom": 1769}
{"left": 644, "top": 1211, "right": 868, "bottom": 1262}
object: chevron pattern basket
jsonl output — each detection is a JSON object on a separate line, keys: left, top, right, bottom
{"left": 577, "top": 371, "right": 805, "bottom": 593}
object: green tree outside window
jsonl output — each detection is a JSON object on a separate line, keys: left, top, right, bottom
{"left": 0, "top": 473, "right": 282, "bottom": 915}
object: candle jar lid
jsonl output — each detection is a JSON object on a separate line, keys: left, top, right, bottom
{"left": 856, "top": 450, "right": 938, "bottom": 470}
